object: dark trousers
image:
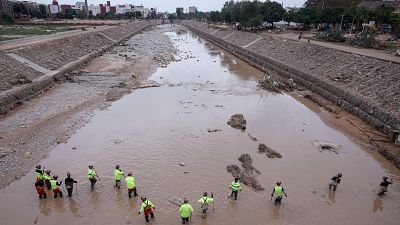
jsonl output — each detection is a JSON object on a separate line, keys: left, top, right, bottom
{"left": 67, "top": 187, "right": 73, "bottom": 197}
{"left": 89, "top": 178, "right": 97, "bottom": 188}
{"left": 39, "top": 193, "right": 47, "bottom": 199}
{"left": 181, "top": 217, "right": 189, "bottom": 224}
{"left": 231, "top": 190, "right": 238, "bottom": 200}
{"left": 128, "top": 187, "right": 137, "bottom": 198}
{"left": 45, "top": 180, "right": 51, "bottom": 190}
{"left": 144, "top": 209, "right": 154, "bottom": 222}
{"left": 53, "top": 188, "right": 63, "bottom": 198}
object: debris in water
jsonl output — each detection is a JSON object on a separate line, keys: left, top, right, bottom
{"left": 138, "top": 80, "right": 161, "bottom": 89}
{"left": 312, "top": 141, "right": 341, "bottom": 154}
{"left": 258, "top": 74, "right": 296, "bottom": 93}
{"left": 227, "top": 158, "right": 264, "bottom": 192}
{"left": 168, "top": 197, "right": 183, "bottom": 206}
{"left": 258, "top": 143, "right": 282, "bottom": 158}
{"left": 72, "top": 147, "right": 77, "bottom": 150}
{"left": 247, "top": 133, "right": 258, "bottom": 142}
{"left": 227, "top": 114, "right": 247, "bottom": 130}
{"left": 113, "top": 139, "right": 122, "bottom": 144}
{"left": 207, "top": 127, "right": 222, "bottom": 133}
{"left": 238, "top": 154, "right": 260, "bottom": 174}
{"left": 303, "top": 122, "right": 312, "bottom": 125}
{"left": 180, "top": 162, "right": 185, "bottom": 166}
{"left": 214, "top": 105, "right": 223, "bottom": 108}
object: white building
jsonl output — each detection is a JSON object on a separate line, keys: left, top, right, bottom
{"left": 88, "top": 4, "right": 100, "bottom": 15}
{"left": 49, "top": 4, "right": 60, "bottom": 14}
{"left": 116, "top": 4, "right": 133, "bottom": 14}
{"left": 72, "top": 1, "right": 86, "bottom": 11}
{"left": 132, "top": 5, "right": 150, "bottom": 18}
{"left": 189, "top": 6, "right": 197, "bottom": 13}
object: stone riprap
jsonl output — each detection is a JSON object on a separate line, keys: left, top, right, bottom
{"left": 182, "top": 21, "right": 400, "bottom": 135}
{"left": 14, "top": 33, "right": 114, "bottom": 70}
{"left": 0, "top": 53, "right": 44, "bottom": 92}
{"left": 0, "top": 21, "right": 149, "bottom": 113}
{"left": 13, "top": 22, "right": 148, "bottom": 71}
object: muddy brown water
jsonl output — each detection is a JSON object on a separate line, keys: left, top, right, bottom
{"left": 1, "top": 27, "right": 399, "bottom": 225}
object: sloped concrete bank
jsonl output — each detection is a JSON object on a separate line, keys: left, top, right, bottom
{"left": 0, "top": 22, "right": 150, "bottom": 114}
{"left": 182, "top": 21, "right": 399, "bottom": 138}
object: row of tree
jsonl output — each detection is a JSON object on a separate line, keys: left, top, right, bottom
{"left": 198, "top": 0, "right": 399, "bottom": 31}
{"left": 13, "top": 2, "right": 48, "bottom": 19}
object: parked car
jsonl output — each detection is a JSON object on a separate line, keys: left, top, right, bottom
{"left": 262, "top": 22, "right": 273, "bottom": 29}
{"left": 380, "top": 24, "right": 392, "bottom": 33}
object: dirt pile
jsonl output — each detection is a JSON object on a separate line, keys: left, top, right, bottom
{"left": 227, "top": 154, "right": 264, "bottom": 192}
{"left": 227, "top": 114, "right": 247, "bottom": 130}
{"left": 258, "top": 75, "right": 297, "bottom": 93}
{"left": 258, "top": 143, "right": 282, "bottom": 158}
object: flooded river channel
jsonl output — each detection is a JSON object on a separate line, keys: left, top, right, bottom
{"left": 0, "top": 27, "right": 399, "bottom": 225}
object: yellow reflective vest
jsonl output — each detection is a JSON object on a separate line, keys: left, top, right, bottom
{"left": 125, "top": 176, "right": 135, "bottom": 189}
{"left": 114, "top": 169, "right": 123, "bottom": 181}
{"left": 88, "top": 169, "right": 96, "bottom": 179}
{"left": 274, "top": 186, "right": 283, "bottom": 197}
{"left": 230, "top": 181, "right": 241, "bottom": 191}
{"left": 139, "top": 200, "right": 154, "bottom": 212}
{"left": 197, "top": 197, "right": 213, "bottom": 205}
{"left": 179, "top": 203, "right": 193, "bottom": 218}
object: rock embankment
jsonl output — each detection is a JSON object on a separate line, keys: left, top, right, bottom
{"left": 0, "top": 22, "right": 150, "bottom": 114}
{"left": 182, "top": 21, "right": 399, "bottom": 137}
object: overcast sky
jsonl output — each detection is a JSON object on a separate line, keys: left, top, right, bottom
{"left": 32, "top": 0, "right": 306, "bottom": 12}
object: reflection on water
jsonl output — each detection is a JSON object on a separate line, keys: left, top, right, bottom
{"left": 0, "top": 26, "right": 399, "bottom": 225}
{"left": 269, "top": 204, "right": 284, "bottom": 221}
{"left": 39, "top": 200, "right": 51, "bottom": 216}
{"left": 328, "top": 190, "right": 336, "bottom": 205}
{"left": 373, "top": 197, "right": 383, "bottom": 213}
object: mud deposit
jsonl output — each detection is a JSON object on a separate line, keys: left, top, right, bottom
{"left": 0, "top": 25, "right": 399, "bottom": 225}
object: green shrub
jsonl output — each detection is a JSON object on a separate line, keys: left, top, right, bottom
{"left": 346, "top": 32, "right": 386, "bottom": 49}
{"left": 1, "top": 13, "right": 14, "bottom": 24}
{"left": 315, "top": 29, "right": 345, "bottom": 42}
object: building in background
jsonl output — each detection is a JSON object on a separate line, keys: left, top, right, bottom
{"left": 132, "top": 4, "right": 150, "bottom": 18}
{"left": 88, "top": 3, "right": 100, "bottom": 15}
{"left": 49, "top": 0, "right": 60, "bottom": 16}
{"left": 188, "top": 6, "right": 197, "bottom": 19}
{"left": 176, "top": 7, "right": 184, "bottom": 19}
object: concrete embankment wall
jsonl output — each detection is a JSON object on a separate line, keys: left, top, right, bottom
{"left": 182, "top": 21, "right": 400, "bottom": 138}
{"left": 0, "top": 22, "right": 150, "bottom": 114}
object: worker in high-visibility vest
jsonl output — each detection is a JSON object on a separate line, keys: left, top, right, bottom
{"left": 138, "top": 196, "right": 155, "bottom": 222}
{"left": 124, "top": 172, "right": 137, "bottom": 198}
{"left": 35, "top": 179, "right": 47, "bottom": 199}
{"left": 114, "top": 165, "right": 125, "bottom": 189}
{"left": 271, "top": 181, "right": 287, "bottom": 205}
{"left": 87, "top": 165, "right": 98, "bottom": 189}
{"left": 50, "top": 175, "right": 63, "bottom": 198}
{"left": 43, "top": 170, "right": 52, "bottom": 191}
{"left": 179, "top": 198, "right": 193, "bottom": 224}
{"left": 35, "top": 165, "right": 44, "bottom": 181}
{"left": 229, "top": 177, "right": 241, "bottom": 200}
{"left": 197, "top": 192, "right": 213, "bottom": 218}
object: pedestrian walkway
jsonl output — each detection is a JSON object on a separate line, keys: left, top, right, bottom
{"left": 267, "top": 32, "right": 400, "bottom": 64}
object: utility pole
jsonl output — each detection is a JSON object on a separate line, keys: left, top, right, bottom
{"left": 339, "top": 14, "right": 344, "bottom": 31}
